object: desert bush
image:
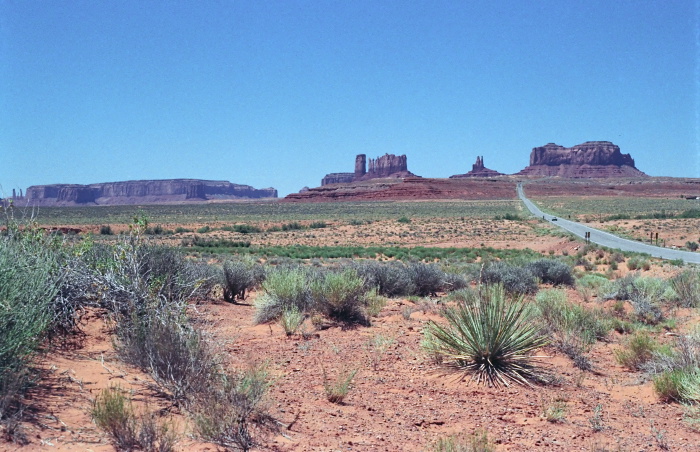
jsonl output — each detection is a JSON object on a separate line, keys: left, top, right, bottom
{"left": 311, "top": 269, "right": 369, "bottom": 326}
{"left": 92, "top": 386, "right": 176, "bottom": 452}
{"left": 644, "top": 331, "right": 700, "bottom": 375}
{"left": 309, "top": 221, "right": 327, "bottom": 229}
{"left": 365, "top": 289, "right": 387, "bottom": 317}
{"left": 480, "top": 261, "right": 538, "bottom": 295}
{"left": 615, "top": 333, "right": 661, "bottom": 370}
{"left": 629, "top": 292, "right": 664, "bottom": 325}
{"left": 535, "top": 289, "right": 610, "bottom": 370}
{"left": 99, "top": 225, "right": 114, "bottom": 235}
{"left": 223, "top": 258, "right": 265, "bottom": 302}
{"left": 91, "top": 386, "right": 139, "bottom": 451}
{"left": 397, "top": 216, "right": 411, "bottom": 224}
{"left": 140, "top": 245, "right": 208, "bottom": 304}
{"left": 254, "top": 267, "right": 312, "bottom": 324}
{"left": 576, "top": 273, "right": 608, "bottom": 302}
{"left": 281, "top": 222, "right": 303, "bottom": 231}
{"left": 408, "top": 262, "right": 445, "bottom": 297}
{"left": 443, "top": 270, "right": 468, "bottom": 292}
{"left": 423, "top": 284, "right": 549, "bottom": 387}
{"left": 671, "top": 268, "right": 700, "bottom": 308}
{"left": 686, "top": 241, "right": 699, "bottom": 251}
{"left": 221, "top": 224, "right": 262, "bottom": 234}
{"left": 115, "top": 306, "right": 220, "bottom": 407}
{"left": 194, "top": 363, "right": 277, "bottom": 451}
{"left": 526, "top": 259, "right": 575, "bottom": 286}
{"left": 0, "top": 227, "right": 64, "bottom": 425}
{"left": 598, "top": 273, "right": 637, "bottom": 300}
{"left": 351, "top": 261, "right": 416, "bottom": 297}
{"left": 430, "top": 429, "right": 495, "bottom": 452}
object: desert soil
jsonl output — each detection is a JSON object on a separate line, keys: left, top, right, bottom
{"left": 15, "top": 271, "right": 700, "bottom": 451}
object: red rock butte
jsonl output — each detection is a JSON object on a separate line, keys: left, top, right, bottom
{"left": 321, "top": 153, "right": 417, "bottom": 186}
{"left": 516, "top": 141, "right": 647, "bottom": 177}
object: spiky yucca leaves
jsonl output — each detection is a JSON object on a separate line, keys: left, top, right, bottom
{"left": 423, "top": 285, "right": 549, "bottom": 387}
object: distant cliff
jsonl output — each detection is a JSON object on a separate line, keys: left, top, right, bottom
{"left": 517, "top": 141, "right": 647, "bottom": 177}
{"left": 320, "top": 153, "right": 417, "bottom": 186}
{"left": 23, "top": 179, "right": 277, "bottom": 206}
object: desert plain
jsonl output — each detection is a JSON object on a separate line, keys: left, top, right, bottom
{"left": 4, "top": 177, "right": 700, "bottom": 452}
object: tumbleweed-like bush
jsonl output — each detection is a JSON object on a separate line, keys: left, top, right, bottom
{"left": 423, "top": 285, "right": 549, "bottom": 387}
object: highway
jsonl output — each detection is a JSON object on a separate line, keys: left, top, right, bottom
{"left": 517, "top": 184, "right": 700, "bottom": 264}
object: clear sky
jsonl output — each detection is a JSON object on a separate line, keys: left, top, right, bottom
{"left": 2, "top": 1, "right": 698, "bottom": 197}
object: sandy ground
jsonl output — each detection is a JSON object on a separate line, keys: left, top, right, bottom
{"left": 12, "top": 272, "right": 700, "bottom": 451}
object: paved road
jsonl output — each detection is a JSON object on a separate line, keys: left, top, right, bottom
{"left": 517, "top": 184, "right": 700, "bottom": 264}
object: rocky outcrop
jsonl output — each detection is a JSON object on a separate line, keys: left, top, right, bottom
{"left": 321, "top": 153, "right": 417, "bottom": 186}
{"left": 321, "top": 173, "right": 355, "bottom": 186}
{"left": 450, "top": 156, "right": 504, "bottom": 178}
{"left": 23, "top": 179, "right": 277, "bottom": 206}
{"left": 517, "top": 141, "right": 647, "bottom": 177}
{"left": 286, "top": 177, "right": 517, "bottom": 202}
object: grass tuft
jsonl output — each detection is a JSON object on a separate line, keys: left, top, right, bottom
{"left": 423, "top": 284, "right": 550, "bottom": 387}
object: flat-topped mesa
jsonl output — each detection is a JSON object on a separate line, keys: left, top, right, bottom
{"left": 320, "top": 153, "right": 417, "bottom": 186}
{"left": 23, "top": 179, "right": 277, "bottom": 206}
{"left": 450, "top": 156, "right": 504, "bottom": 178}
{"left": 518, "top": 141, "right": 647, "bottom": 177}
{"left": 321, "top": 173, "right": 354, "bottom": 186}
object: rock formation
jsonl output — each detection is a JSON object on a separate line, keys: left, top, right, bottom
{"left": 450, "top": 156, "right": 504, "bottom": 178}
{"left": 321, "top": 173, "right": 355, "bottom": 186}
{"left": 22, "top": 179, "right": 277, "bottom": 206}
{"left": 354, "top": 154, "right": 366, "bottom": 179}
{"left": 286, "top": 177, "right": 518, "bottom": 202}
{"left": 517, "top": 141, "right": 647, "bottom": 177}
{"left": 321, "top": 153, "right": 417, "bottom": 186}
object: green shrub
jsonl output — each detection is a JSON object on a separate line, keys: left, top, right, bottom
{"left": 615, "top": 333, "right": 660, "bottom": 370}
{"left": 397, "top": 216, "right": 411, "bottom": 224}
{"left": 281, "top": 222, "right": 303, "bottom": 231}
{"left": 254, "top": 267, "right": 312, "bottom": 324}
{"left": 535, "top": 288, "right": 610, "bottom": 370}
{"left": 279, "top": 307, "right": 304, "bottom": 336}
{"left": 671, "top": 269, "right": 700, "bottom": 308}
{"left": 654, "top": 368, "right": 700, "bottom": 403}
{"left": 311, "top": 269, "right": 370, "bottom": 326}
{"left": 309, "top": 221, "right": 327, "bottom": 229}
{"left": 196, "top": 225, "right": 212, "bottom": 234}
{"left": 365, "top": 289, "right": 387, "bottom": 317}
{"left": 92, "top": 386, "right": 176, "bottom": 452}
{"left": 222, "top": 224, "right": 262, "bottom": 234}
{"left": 423, "top": 285, "right": 549, "bottom": 387}
{"left": 99, "top": 225, "right": 114, "bottom": 235}
{"left": 0, "top": 228, "right": 64, "bottom": 425}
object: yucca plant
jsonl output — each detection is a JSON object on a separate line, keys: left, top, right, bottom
{"left": 423, "top": 285, "right": 549, "bottom": 387}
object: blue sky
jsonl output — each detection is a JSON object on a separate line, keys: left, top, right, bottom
{"left": 2, "top": 1, "right": 698, "bottom": 197}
